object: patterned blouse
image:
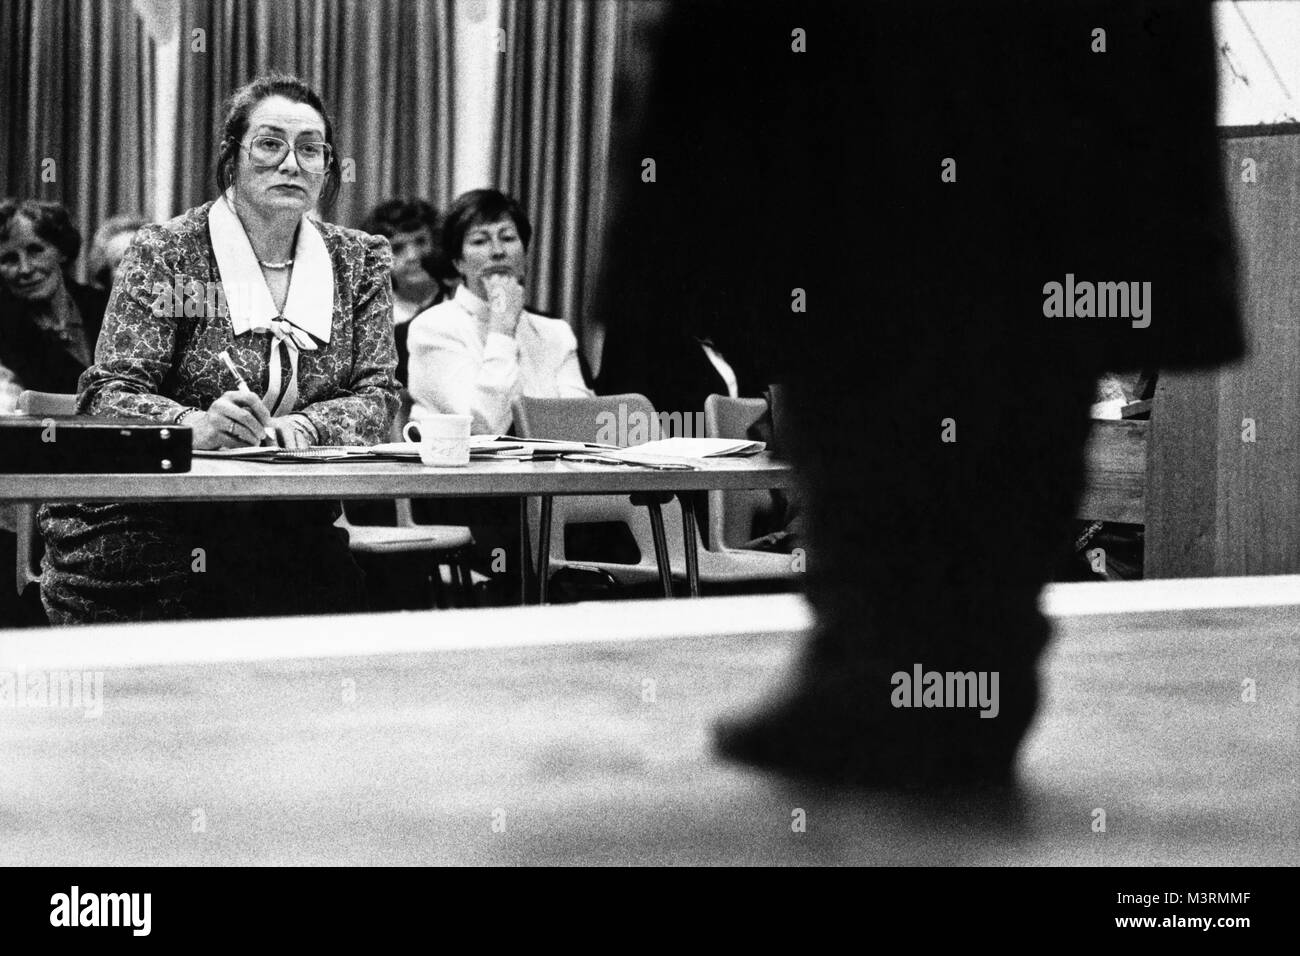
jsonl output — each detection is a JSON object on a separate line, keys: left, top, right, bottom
{"left": 77, "top": 199, "right": 398, "bottom": 441}
{"left": 39, "top": 200, "right": 399, "bottom": 625}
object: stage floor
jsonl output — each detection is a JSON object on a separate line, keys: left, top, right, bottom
{"left": 1, "top": 581, "right": 1296, "bottom": 866}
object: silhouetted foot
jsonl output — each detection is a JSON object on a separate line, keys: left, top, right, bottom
{"left": 715, "top": 657, "right": 1039, "bottom": 791}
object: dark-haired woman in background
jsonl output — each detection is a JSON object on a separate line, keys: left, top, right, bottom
{"left": 38, "top": 73, "right": 399, "bottom": 624}
{"left": 360, "top": 198, "right": 449, "bottom": 389}
{"left": 0, "top": 199, "right": 108, "bottom": 402}
{"left": 344, "top": 198, "right": 451, "bottom": 543}
{"left": 407, "top": 188, "right": 591, "bottom": 434}
{"left": 403, "top": 188, "right": 591, "bottom": 601}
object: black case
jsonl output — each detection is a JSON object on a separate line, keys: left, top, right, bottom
{"left": 0, "top": 417, "right": 192, "bottom": 473}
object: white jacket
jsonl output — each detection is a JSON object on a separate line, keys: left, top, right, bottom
{"left": 406, "top": 284, "right": 592, "bottom": 434}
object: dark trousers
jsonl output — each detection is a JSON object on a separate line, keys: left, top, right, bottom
{"left": 792, "top": 349, "right": 1097, "bottom": 672}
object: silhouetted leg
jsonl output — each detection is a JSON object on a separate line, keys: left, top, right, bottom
{"left": 717, "top": 337, "right": 1098, "bottom": 787}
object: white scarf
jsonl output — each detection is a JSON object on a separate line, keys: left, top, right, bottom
{"left": 208, "top": 194, "right": 334, "bottom": 415}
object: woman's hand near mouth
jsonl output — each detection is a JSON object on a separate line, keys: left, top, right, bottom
{"left": 484, "top": 273, "right": 524, "bottom": 337}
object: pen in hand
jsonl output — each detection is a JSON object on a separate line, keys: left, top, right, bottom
{"left": 218, "top": 350, "right": 279, "bottom": 446}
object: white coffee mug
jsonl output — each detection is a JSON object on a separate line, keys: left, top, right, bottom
{"left": 403, "top": 415, "right": 471, "bottom": 466}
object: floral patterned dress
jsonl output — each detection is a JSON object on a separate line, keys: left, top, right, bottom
{"left": 39, "top": 200, "right": 399, "bottom": 624}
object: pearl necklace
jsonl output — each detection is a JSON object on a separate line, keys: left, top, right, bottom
{"left": 258, "top": 258, "right": 294, "bottom": 270}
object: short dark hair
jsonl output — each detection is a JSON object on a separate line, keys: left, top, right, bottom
{"left": 361, "top": 198, "right": 440, "bottom": 239}
{"left": 0, "top": 198, "right": 82, "bottom": 264}
{"left": 442, "top": 189, "right": 532, "bottom": 272}
{"left": 215, "top": 73, "right": 340, "bottom": 208}
{"left": 364, "top": 198, "right": 455, "bottom": 282}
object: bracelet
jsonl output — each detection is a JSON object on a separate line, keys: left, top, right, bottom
{"left": 174, "top": 407, "right": 201, "bottom": 426}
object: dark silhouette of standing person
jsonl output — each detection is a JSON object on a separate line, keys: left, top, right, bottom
{"left": 593, "top": 0, "right": 1241, "bottom": 786}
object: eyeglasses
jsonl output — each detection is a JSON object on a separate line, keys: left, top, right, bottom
{"left": 240, "top": 135, "right": 333, "bottom": 174}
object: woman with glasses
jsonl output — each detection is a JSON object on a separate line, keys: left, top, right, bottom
{"left": 38, "top": 73, "right": 400, "bottom": 624}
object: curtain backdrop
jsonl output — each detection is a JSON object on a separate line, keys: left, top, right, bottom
{"left": 0, "top": 0, "right": 155, "bottom": 284}
{"left": 492, "top": 0, "right": 633, "bottom": 358}
{"left": 0, "top": 0, "right": 638, "bottom": 330}
{"left": 170, "top": 0, "right": 455, "bottom": 229}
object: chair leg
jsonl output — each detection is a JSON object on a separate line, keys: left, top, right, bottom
{"left": 431, "top": 559, "right": 448, "bottom": 609}
{"left": 457, "top": 552, "right": 477, "bottom": 607}
{"left": 645, "top": 501, "right": 674, "bottom": 598}
{"left": 517, "top": 497, "right": 533, "bottom": 605}
{"left": 450, "top": 559, "right": 464, "bottom": 606}
{"left": 537, "top": 494, "right": 553, "bottom": 605}
{"left": 678, "top": 492, "right": 701, "bottom": 598}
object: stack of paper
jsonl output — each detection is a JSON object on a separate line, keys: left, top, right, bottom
{"left": 603, "top": 437, "right": 765, "bottom": 467}
{"left": 191, "top": 436, "right": 756, "bottom": 466}
{"left": 367, "top": 437, "right": 620, "bottom": 459}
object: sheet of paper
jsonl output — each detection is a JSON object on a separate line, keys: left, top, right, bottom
{"left": 610, "top": 437, "right": 764, "bottom": 459}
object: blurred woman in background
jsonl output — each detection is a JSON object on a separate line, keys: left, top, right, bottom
{"left": 86, "top": 213, "right": 146, "bottom": 292}
{"left": 0, "top": 199, "right": 108, "bottom": 626}
{"left": 361, "top": 198, "right": 449, "bottom": 389}
{"left": 0, "top": 199, "right": 107, "bottom": 403}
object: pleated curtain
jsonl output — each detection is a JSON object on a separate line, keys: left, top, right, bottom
{"left": 169, "top": 0, "right": 456, "bottom": 229}
{"left": 492, "top": 0, "right": 643, "bottom": 362}
{"left": 0, "top": 0, "right": 155, "bottom": 284}
{"left": 1, "top": 0, "right": 637, "bottom": 364}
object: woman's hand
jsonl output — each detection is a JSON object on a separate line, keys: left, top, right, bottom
{"left": 267, "top": 415, "right": 317, "bottom": 450}
{"left": 484, "top": 274, "right": 524, "bottom": 337}
{"left": 189, "top": 390, "right": 274, "bottom": 449}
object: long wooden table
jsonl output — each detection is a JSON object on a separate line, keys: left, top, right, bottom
{"left": 0, "top": 577, "right": 1294, "bottom": 866}
{"left": 1, "top": 454, "right": 795, "bottom": 602}
{"left": 0, "top": 454, "right": 794, "bottom": 503}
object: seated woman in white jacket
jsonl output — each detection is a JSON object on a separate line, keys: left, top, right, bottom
{"left": 407, "top": 188, "right": 591, "bottom": 435}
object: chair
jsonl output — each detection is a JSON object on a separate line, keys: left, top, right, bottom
{"left": 13, "top": 391, "right": 77, "bottom": 598}
{"left": 514, "top": 394, "right": 797, "bottom": 601}
{"left": 337, "top": 503, "right": 478, "bottom": 608}
{"left": 693, "top": 394, "right": 801, "bottom": 580}
{"left": 513, "top": 394, "right": 677, "bottom": 598}
{"left": 702, "top": 395, "right": 778, "bottom": 549}
{"left": 337, "top": 392, "right": 478, "bottom": 608}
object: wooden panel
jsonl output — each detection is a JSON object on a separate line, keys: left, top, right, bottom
{"left": 1146, "top": 366, "right": 1221, "bottom": 577}
{"left": 1077, "top": 420, "right": 1147, "bottom": 525}
{"left": 1146, "top": 132, "right": 1300, "bottom": 578}
{"left": 1215, "top": 135, "right": 1300, "bottom": 574}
